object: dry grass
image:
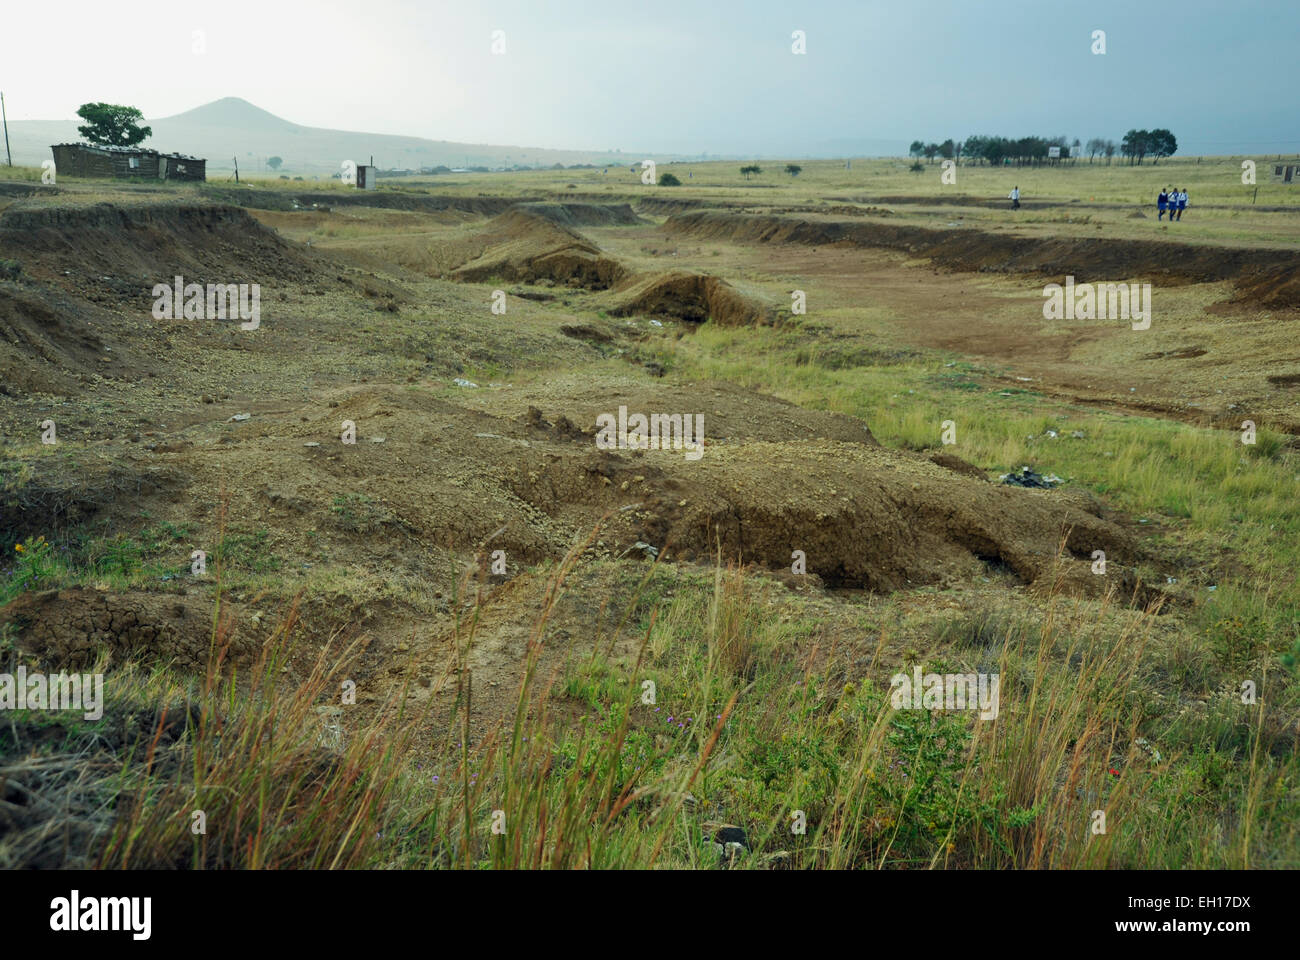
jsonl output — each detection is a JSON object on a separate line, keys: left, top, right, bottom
{"left": 4, "top": 528, "right": 1295, "bottom": 869}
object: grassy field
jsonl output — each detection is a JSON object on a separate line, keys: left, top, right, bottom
{"left": 2, "top": 155, "right": 1298, "bottom": 870}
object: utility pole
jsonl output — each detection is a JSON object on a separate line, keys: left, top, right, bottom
{"left": 1, "top": 92, "right": 12, "bottom": 167}
{"left": 233, "top": 156, "right": 239, "bottom": 183}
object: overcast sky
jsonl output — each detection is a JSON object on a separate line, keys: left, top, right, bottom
{"left": 6, "top": 0, "right": 1298, "bottom": 156}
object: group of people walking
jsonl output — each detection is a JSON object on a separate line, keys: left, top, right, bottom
{"left": 1002, "top": 184, "right": 1189, "bottom": 220}
{"left": 1158, "top": 186, "right": 1188, "bottom": 221}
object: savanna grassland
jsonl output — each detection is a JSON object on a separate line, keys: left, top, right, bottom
{"left": 1, "top": 154, "right": 1297, "bottom": 869}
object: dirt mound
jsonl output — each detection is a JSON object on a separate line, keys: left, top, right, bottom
{"left": 501, "top": 437, "right": 1148, "bottom": 598}
{"left": 664, "top": 210, "right": 1300, "bottom": 307}
{"left": 0, "top": 200, "right": 336, "bottom": 399}
{"left": 517, "top": 202, "right": 641, "bottom": 227}
{"left": 608, "top": 270, "right": 773, "bottom": 326}
{"left": 142, "top": 374, "right": 1141, "bottom": 601}
{"left": 928, "top": 450, "right": 988, "bottom": 480}
{"left": 1232, "top": 263, "right": 1300, "bottom": 309}
{"left": 637, "top": 197, "right": 718, "bottom": 216}
{"left": 0, "top": 201, "right": 322, "bottom": 289}
{"left": 0, "top": 282, "right": 126, "bottom": 396}
{"left": 515, "top": 379, "right": 877, "bottom": 446}
{"left": 451, "top": 208, "right": 628, "bottom": 289}
{"left": 279, "top": 379, "right": 1134, "bottom": 599}
{"left": 1, "top": 456, "right": 178, "bottom": 548}
{"left": 0, "top": 587, "right": 255, "bottom": 672}
{"left": 634, "top": 197, "right": 769, "bottom": 218}
{"left": 559, "top": 322, "right": 613, "bottom": 343}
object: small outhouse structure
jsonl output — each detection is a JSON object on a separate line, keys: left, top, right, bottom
{"left": 355, "top": 164, "right": 378, "bottom": 189}
{"left": 1273, "top": 162, "right": 1300, "bottom": 184}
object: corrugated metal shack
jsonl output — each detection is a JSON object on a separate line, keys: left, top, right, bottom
{"left": 50, "top": 143, "right": 160, "bottom": 178}
{"left": 49, "top": 143, "right": 206, "bottom": 182}
{"left": 162, "top": 153, "right": 206, "bottom": 181}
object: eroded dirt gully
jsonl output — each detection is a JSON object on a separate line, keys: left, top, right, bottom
{"left": 641, "top": 207, "right": 1300, "bottom": 433}
{"left": 1, "top": 189, "right": 1257, "bottom": 739}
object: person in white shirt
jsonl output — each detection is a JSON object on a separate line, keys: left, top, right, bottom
{"left": 1009, "top": 185, "right": 1020, "bottom": 210}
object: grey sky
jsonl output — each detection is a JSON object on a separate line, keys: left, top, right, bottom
{"left": 7, "top": 0, "right": 1298, "bottom": 156}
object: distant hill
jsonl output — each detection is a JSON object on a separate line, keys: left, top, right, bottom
{"left": 3, "top": 97, "right": 660, "bottom": 175}
{"left": 161, "top": 97, "right": 303, "bottom": 135}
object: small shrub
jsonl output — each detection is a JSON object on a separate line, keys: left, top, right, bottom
{"left": 330, "top": 494, "right": 394, "bottom": 533}
{"left": 3, "top": 536, "right": 59, "bottom": 601}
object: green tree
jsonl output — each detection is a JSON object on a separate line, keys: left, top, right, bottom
{"left": 963, "top": 136, "right": 988, "bottom": 165}
{"left": 657, "top": 172, "right": 681, "bottom": 186}
{"left": 983, "top": 137, "right": 1009, "bottom": 166}
{"left": 1121, "top": 129, "right": 1152, "bottom": 165}
{"left": 740, "top": 164, "right": 762, "bottom": 180}
{"left": 1148, "top": 129, "right": 1178, "bottom": 164}
{"left": 267, "top": 156, "right": 283, "bottom": 171}
{"left": 75, "top": 103, "right": 152, "bottom": 148}
{"left": 784, "top": 163, "right": 802, "bottom": 177}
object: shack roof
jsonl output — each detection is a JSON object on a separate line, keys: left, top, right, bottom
{"left": 52, "top": 143, "right": 206, "bottom": 161}
{"left": 52, "top": 142, "right": 160, "bottom": 156}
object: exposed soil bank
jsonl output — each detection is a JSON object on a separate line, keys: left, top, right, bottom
{"left": 608, "top": 270, "right": 773, "bottom": 326}
{"left": 450, "top": 208, "right": 628, "bottom": 288}
{"left": 664, "top": 210, "right": 1300, "bottom": 307}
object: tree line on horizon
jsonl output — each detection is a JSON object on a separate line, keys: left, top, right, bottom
{"left": 66, "top": 100, "right": 1183, "bottom": 176}
{"left": 909, "top": 129, "right": 1178, "bottom": 166}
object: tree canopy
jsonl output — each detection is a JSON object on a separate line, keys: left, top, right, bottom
{"left": 1120, "top": 129, "right": 1177, "bottom": 164}
{"left": 910, "top": 130, "right": 1171, "bottom": 167}
{"left": 75, "top": 103, "right": 152, "bottom": 148}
